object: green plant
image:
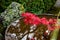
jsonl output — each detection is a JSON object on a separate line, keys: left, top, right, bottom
{"left": 0, "top": 0, "right": 56, "bottom": 14}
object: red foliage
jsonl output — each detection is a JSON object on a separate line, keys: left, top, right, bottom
{"left": 21, "top": 12, "right": 57, "bottom": 31}
{"left": 22, "top": 12, "right": 41, "bottom": 25}
{"left": 41, "top": 17, "right": 49, "bottom": 25}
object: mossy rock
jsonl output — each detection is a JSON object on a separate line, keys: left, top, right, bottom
{"left": 0, "top": 2, "right": 25, "bottom": 27}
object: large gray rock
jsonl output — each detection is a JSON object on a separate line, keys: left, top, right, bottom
{"left": 54, "top": 0, "right": 60, "bottom": 8}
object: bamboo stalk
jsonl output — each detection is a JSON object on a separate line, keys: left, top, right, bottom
{"left": 50, "top": 28, "right": 59, "bottom": 40}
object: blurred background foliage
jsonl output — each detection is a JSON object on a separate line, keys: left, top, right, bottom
{"left": 0, "top": 0, "right": 57, "bottom": 14}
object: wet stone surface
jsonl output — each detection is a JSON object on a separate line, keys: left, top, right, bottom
{"left": 5, "top": 18, "right": 48, "bottom": 40}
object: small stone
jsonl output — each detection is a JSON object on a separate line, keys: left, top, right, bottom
{"left": 11, "top": 33, "right": 16, "bottom": 37}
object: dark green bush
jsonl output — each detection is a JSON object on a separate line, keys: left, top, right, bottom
{"left": 0, "top": 0, "right": 56, "bottom": 14}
